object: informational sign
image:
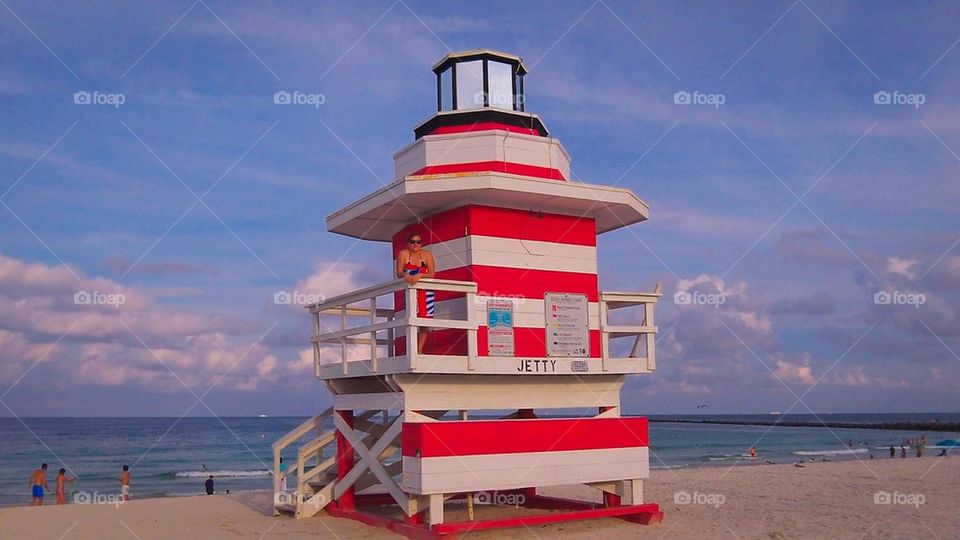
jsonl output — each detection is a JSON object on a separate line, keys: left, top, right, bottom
{"left": 486, "top": 298, "right": 514, "bottom": 357}
{"left": 544, "top": 293, "right": 590, "bottom": 357}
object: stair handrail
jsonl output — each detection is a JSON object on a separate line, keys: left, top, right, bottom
{"left": 272, "top": 407, "right": 332, "bottom": 508}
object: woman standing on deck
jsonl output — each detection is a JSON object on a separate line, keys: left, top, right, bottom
{"left": 396, "top": 233, "right": 436, "bottom": 353}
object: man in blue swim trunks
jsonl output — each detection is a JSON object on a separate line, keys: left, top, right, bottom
{"left": 28, "top": 463, "right": 49, "bottom": 506}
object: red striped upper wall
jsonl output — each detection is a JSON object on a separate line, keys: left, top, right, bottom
{"left": 435, "top": 266, "right": 599, "bottom": 302}
{"left": 391, "top": 205, "right": 596, "bottom": 256}
{"left": 428, "top": 122, "right": 541, "bottom": 137}
{"left": 394, "top": 326, "right": 601, "bottom": 358}
{"left": 410, "top": 160, "right": 565, "bottom": 181}
{"left": 402, "top": 417, "right": 649, "bottom": 457}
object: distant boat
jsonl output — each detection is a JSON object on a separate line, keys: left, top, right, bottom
{"left": 770, "top": 411, "right": 782, "bottom": 415}
{"left": 258, "top": 414, "right": 268, "bottom": 418}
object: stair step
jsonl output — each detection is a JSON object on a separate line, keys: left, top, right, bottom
{"left": 308, "top": 473, "right": 337, "bottom": 489}
{"left": 275, "top": 503, "right": 296, "bottom": 514}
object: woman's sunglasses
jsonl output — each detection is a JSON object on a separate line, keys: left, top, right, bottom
{"left": 408, "top": 239, "right": 423, "bottom": 245}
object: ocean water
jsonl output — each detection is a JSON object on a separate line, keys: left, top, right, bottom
{"left": 1, "top": 414, "right": 957, "bottom": 508}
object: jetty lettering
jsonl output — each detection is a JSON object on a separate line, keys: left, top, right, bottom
{"left": 516, "top": 359, "right": 557, "bottom": 373}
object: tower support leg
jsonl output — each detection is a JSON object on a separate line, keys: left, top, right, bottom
{"left": 335, "top": 409, "right": 355, "bottom": 511}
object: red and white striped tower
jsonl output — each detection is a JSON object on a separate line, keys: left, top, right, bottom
{"left": 274, "top": 50, "right": 663, "bottom": 537}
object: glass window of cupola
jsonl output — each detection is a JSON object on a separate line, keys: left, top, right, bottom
{"left": 486, "top": 61, "right": 513, "bottom": 110}
{"left": 436, "top": 53, "right": 526, "bottom": 112}
{"left": 455, "top": 60, "right": 484, "bottom": 110}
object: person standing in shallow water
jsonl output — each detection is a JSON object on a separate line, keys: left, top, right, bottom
{"left": 119, "top": 465, "right": 131, "bottom": 501}
{"left": 55, "top": 468, "right": 76, "bottom": 504}
{"left": 205, "top": 475, "right": 214, "bottom": 495}
{"left": 396, "top": 233, "right": 436, "bottom": 353}
{"left": 28, "top": 463, "right": 49, "bottom": 506}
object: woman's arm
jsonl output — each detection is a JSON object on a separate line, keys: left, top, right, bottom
{"left": 396, "top": 249, "right": 408, "bottom": 279}
{"left": 420, "top": 250, "right": 436, "bottom": 278}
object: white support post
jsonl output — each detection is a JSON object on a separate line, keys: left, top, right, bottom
{"left": 629, "top": 478, "right": 644, "bottom": 505}
{"left": 428, "top": 493, "right": 445, "bottom": 526}
{"left": 272, "top": 448, "right": 281, "bottom": 515}
{"left": 296, "top": 451, "right": 305, "bottom": 510}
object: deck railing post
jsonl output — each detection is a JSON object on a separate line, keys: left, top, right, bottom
{"left": 370, "top": 297, "right": 378, "bottom": 373}
{"left": 600, "top": 297, "right": 610, "bottom": 372}
{"left": 406, "top": 286, "right": 418, "bottom": 370}
{"left": 340, "top": 305, "right": 348, "bottom": 375}
{"left": 466, "top": 291, "right": 477, "bottom": 370}
{"left": 644, "top": 300, "right": 656, "bottom": 371}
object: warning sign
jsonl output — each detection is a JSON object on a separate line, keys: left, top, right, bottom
{"left": 545, "top": 293, "right": 590, "bottom": 357}
{"left": 486, "top": 298, "right": 514, "bottom": 356}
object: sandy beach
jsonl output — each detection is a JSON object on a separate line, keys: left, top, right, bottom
{"left": 1, "top": 456, "right": 956, "bottom": 539}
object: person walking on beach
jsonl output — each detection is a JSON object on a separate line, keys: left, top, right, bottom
{"left": 119, "top": 465, "right": 131, "bottom": 501}
{"left": 900, "top": 445, "right": 906, "bottom": 459}
{"left": 205, "top": 475, "right": 214, "bottom": 495}
{"left": 396, "top": 232, "right": 436, "bottom": 353}
{"left": 28, "top": 463, "right": 49, "bottom": 506}
{"left": 55, "top": 468, "right": 76, "bottom": 504}
{"left": 889, "top": 445, "right": 895, "bottom": 458}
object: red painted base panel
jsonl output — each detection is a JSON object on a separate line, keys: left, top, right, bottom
{"left": 325, "top": 495, "right": 663, "bottom": 539}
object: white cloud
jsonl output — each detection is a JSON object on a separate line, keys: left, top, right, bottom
{"left": 885, "top": 256, "right": 921, "bottom": 279}
{"left": 772, "top": 355, "right": 816, "bottom": 385}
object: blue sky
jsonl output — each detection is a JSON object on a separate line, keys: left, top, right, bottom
{"left": 1, "top": 1, "right": 958, "bottom": 417}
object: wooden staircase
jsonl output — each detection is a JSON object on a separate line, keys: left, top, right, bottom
{"left": 272, "top": 407, "right": 338, "bottom": 519}
{"left": 273, "top": 408, "right": 405, "bottom": 519}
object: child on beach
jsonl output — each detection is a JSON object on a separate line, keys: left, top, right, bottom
{"left": 119, "top": 465, "right": 131, "bottom": 501}
{"left": 55, "top": 468, "right": 76, "bottom": 505}
{"left": 28, "top": 463, "right": 49, "bottom": 506}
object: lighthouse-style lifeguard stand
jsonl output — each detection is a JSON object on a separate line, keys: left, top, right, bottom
{"left": 273, "top": 50, "right": 663, "bottom": 537}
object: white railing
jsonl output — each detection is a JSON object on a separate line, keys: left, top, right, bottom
{"left": 307, "top": 278, "right": 660, "bottom": 377}
{"left": 272, "top": 408, "right": 332, "bottom": 515}
{"left": 307, "top": 278, "right": 478, "bottom": 376}
{"left": 599, "top": 284, "right": 662, "bottom": 372}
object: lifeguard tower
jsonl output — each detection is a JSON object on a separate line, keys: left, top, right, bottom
{"left": 273, "top": 49, "right": 663, "bottom": 537}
